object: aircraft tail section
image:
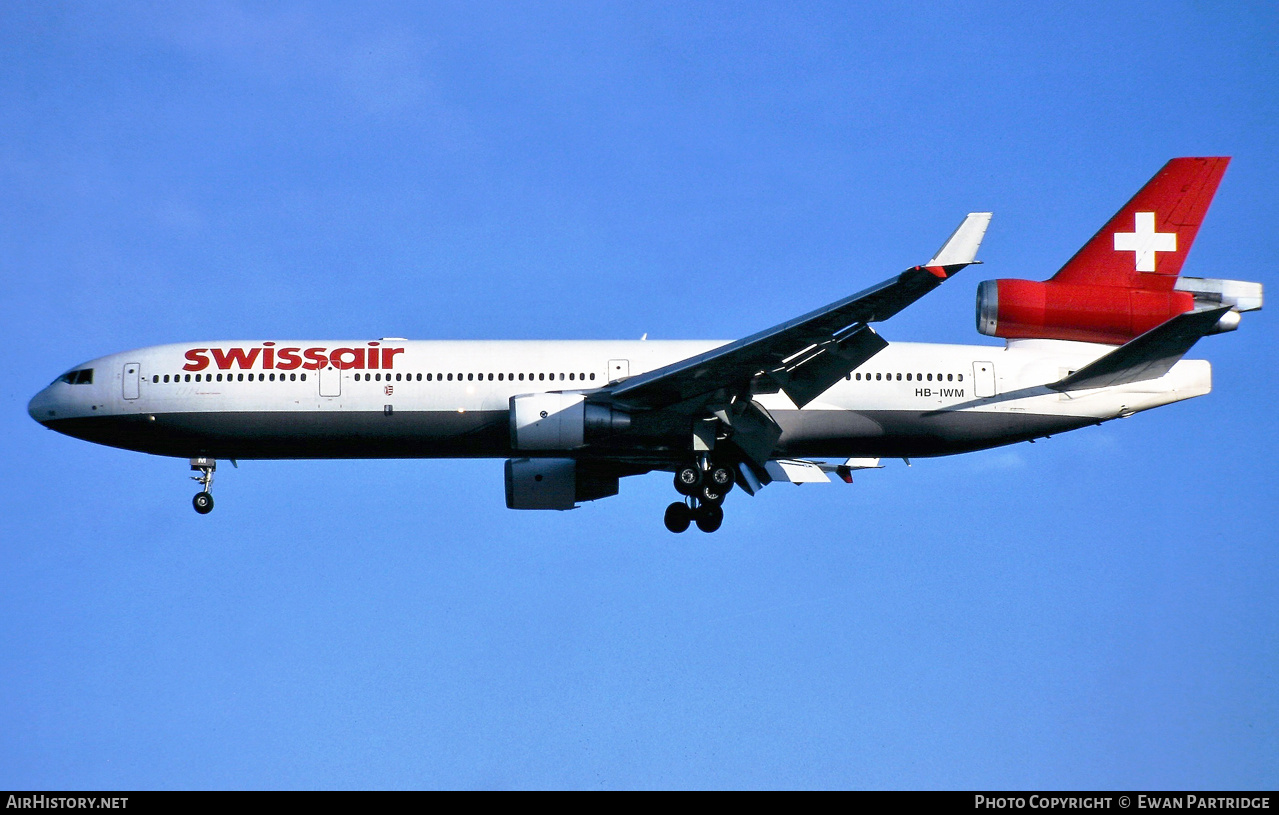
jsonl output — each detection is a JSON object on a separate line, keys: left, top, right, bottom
{"left": 975, "top": 157, "right": 1261, "bottom": 345}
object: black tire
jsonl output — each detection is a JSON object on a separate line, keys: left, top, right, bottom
{"left": 699, "top": 484, "right": 725, "bottom": 506}
{"left": 695, "top": 504, "right": 724, "bottom": 533}
{"left": 193, "top": 491, "right": 214, "bottom": 515}
{"left": 674, "top": 465, "right": 702, "bottom": 496}
{"left": 708, "top": 464, "right": 735, "bottom": 493}
{"left": 663, "top": 502, "right": 692, "bottom": 533}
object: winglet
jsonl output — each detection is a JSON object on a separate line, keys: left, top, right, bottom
{"left": 927, "top": 212, "right": 992, "bottom": 268}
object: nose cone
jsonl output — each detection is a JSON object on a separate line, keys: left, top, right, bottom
{"left": 28, "top": 385, "right": 58, "bottom": 426}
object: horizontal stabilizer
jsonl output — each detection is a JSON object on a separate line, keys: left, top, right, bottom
{"left": 927, "top": 212, "right": 992, "bottom": 268}
{"left": 1048, "top": 306, "right": 1232, "bottom": 392}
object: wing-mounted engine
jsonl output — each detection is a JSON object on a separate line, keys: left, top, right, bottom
{"left": 504, "top": 457, "right": 621, "bottom": 510}
{"left": 509, "top": 393, "right": 631, "bottom": 451}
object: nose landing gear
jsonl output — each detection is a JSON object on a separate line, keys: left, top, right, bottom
{"left": 190, "top": 458, "right": 215, "bottom": 514}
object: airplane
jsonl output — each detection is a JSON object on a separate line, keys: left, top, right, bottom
{"left": 28, "top": 157, "right": 1263, "bottom": 533}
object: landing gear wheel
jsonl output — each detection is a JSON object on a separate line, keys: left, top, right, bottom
{"left": 707, "top": 464, "right": 735, "bottom": 493}
{"left": 193, "top": 491, "right": 214, "bottom": 514}
{"left": 695, "top": 504, "right": 724, "bottom": 533}
{"left": 699, "top": 484, "right": 726, "bottom": 506}
{"left": 663, "top": 502, "right": 692, "bottom": 533}
{"left": 674, "top": 465, "right": 703, "bottom": 496}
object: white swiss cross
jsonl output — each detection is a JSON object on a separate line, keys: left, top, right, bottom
{"left": 1113, "top": 211, "right": 1176, "bottom": 272}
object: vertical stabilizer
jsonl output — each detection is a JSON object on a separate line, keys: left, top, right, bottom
{"left": 1050, "top": 157, "right": 1229, "bottom": 291}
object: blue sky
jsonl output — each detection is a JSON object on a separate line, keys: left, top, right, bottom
{"left": 3, "top": 1, "right": 1276, "bottom": 790}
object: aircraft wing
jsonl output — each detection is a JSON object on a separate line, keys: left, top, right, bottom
{"left": 606, "top": 212, "right": 992, "bottom": 410}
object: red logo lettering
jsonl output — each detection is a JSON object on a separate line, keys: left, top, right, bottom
{"left": 275, "top": 348, "right": 302, "bottom": 370}
{"left": 303, "top": 348, "right": 328, "bottom": 370}
{"left": 329, "top": 348, "right": 364, "bottom": 370}
{"left": 182, "top": 349, "right": 210, "bottom": 372}
{"left": 186, "top": 344, "right": 402, "bottom": 371}
{"left": 210, "top": 348, "right": 263, "bottom": 370}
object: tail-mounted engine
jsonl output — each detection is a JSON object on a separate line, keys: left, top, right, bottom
{"left": 976, "top": 277, "right": 1261, "bottom": 345}
{"left": 509, "top": 393, "right": 631, "bottom": 451}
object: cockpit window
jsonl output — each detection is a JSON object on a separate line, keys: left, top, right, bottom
{"left": 55, "top": 369, "right": 94, "bottom": 385}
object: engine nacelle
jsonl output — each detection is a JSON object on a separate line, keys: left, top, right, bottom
{"left": 976, "top": 279, "right": 1196, "bottom": 344}
{"left": 504, "top": 458, "right": 620, "bottom": 510}
{"left": 509, "top": 393, "right": 631, "bottom": 451}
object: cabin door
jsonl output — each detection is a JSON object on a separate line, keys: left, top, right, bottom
{"left": 122, "top": 363, "right": 140, "bottom": 400}
{"left": 319, "top": 364, "right": 342, "bottom": 397}
{"left": 973, "top": 361, "right": 996, "bottom": 398}
{"left": 607, "top": 359, "right": 629, "bottom": 383}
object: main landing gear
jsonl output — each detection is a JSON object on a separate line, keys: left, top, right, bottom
{"left": 190, "top": 457, "right": 215, "bottom": 514}
{"left": 665, "top": 460, "right": 735, "bottom": 533}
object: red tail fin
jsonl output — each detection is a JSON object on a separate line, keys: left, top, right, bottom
{"left": 1051, "top": 157, "right": 1229, "bottom": 291}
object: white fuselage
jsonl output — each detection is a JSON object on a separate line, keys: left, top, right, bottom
{"left": 29, "top": 337, "right": 1211, "bottom": 462}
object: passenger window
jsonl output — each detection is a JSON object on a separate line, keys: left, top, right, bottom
{"left": 875, "top": 373, "right": 881, "bottom": 381}
{"left": 153, "top": 375, "right": 159, "bottom": 383}
{"left": 539, "top": 373, "right": 545, "bottom": 381}
{"left": 569, "top": 373, "right": 575, "bottom": 381}
{"left": 947, "top": 374, "right": 953, "bottom": 381}
{"left": 300, "top": 373, "right": 306, "bottom": 381}
{"left": 163, "top": 375, "right": 170, "bottom": 383}
{"left": 559, "top": 373, "right": 565, "bottom": 381}
{"left": 590, "top": 373, "right": 595, "bottom": 381}
{"left": 957, "top": 374, "right": 963, "bottom": 381}
{"left": 906, "top": 373, "right": 912, "bottom": 381}
{"left": 896, "top": 373, "right": 902, "bottom": 381}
